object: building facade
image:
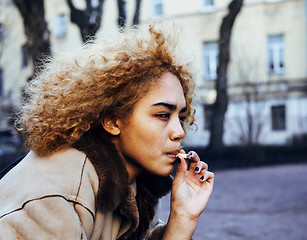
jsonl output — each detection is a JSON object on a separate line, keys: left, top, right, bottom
{"left": 0, "top": 0, "right": 306, "bottom": 146}
{"left": 140, "top": 0, "right": 307, "bottom": 146}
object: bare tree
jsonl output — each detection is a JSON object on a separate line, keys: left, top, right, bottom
{"left": 132, "top": 0, "right": 142, "bottom": 26}
{"left": 241, "top": 87, "right": 264, "bottom": 146}
{"left": 224, "top": 53, "right": 266, "bottom": 146}
{"left": 208, "top": 0, "right": 244, "bottom": 150}
{"left": 117, "top": 0, "right": 142, "bottom": 29}
{"left": 67, "top": 0, "right": 105, "bottom": 43}
{"left": 228, "top": 85, "right": 266, "bottom": 146}
{"left": 117, "top": 0, "right": 126, "bottom": 29}
{"left": 12, "top": 0, "right": 142, "bottom": 78}
{"left": 68, "top": 0, "right": 142, "bottom": 42}
{"left": 13, "top": 0, "right": 51, "bottom": 79}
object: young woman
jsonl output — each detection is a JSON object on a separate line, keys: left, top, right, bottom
{"left": 0, "top": 24, "right": 214, "bottom": 240}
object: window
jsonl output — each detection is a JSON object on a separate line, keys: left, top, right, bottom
{"left": 89, "top": 10, "right": 98, "bottom": 25}
{"left": 55, "top": 14, "right": 67, "bottom": 37}
{"left": 6, "top": 0, "right": 13, "bottom": 6}
{"left": 0, "top": 24, "right": 5, "bottom": 43}
{"left": 264, "top": 0, "right": 283, "bottom": 3}
{"left": 91, "top": 0, "right": 99, "bottom": 8}
{"left": 202, "top": 0, "right": 215, "bottom": 12}
{"left": 152, "top": 0, "right": 163, "bottom": 18}
{"left": 267, "top": 35, "right": 285, "bottom": 75}
{"left": 0, "top": 69, "right": 3, "bottom": 96}
{"left": 21, "top": 44, "right": 29, "bottom": 68}
{"left": 204, "top": 104, "right": 213, "bottom": 130}
{"left": 203, "top": 42, "right": 218, "bottom": 80}
{"left": 271, "top": 105, "right": 286, "bottom": 131}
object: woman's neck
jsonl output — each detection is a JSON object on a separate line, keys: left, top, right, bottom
{"left": 112, "top": 137, "right": 142, "bottom": 183}
{"left": 124, "top": 158, "right": 142, "bottom": 183}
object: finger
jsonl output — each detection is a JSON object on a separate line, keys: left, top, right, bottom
{"left": 174, "top": 154, "right": 188, "bottom": 182}
{"left": 188, "top": 151, "right": 200, "bottom": 171}
{"left": 193, "top": 161, "right": 208, "bottom": 174}
{"left": 177, "top": 149, "right": 189, "bottom": 170}
{"left": 199, "top": 171, "right": 214, "bottom": 184}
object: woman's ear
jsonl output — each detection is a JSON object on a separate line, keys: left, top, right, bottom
{"left": 101, "top": 117, "right": 121, "bottom": 136}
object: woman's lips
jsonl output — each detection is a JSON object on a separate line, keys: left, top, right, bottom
{"left": 164, "top": 147, "right": 181, "bottom": 161}
{"left": 166, "top": 150, "right": 180, "bottom": 161}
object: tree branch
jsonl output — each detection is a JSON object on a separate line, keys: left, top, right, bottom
{"left": 67, "top": 0, "right": 105, "bottom": 43}
{"left": 133, "top": 0, "right": 142, "bottom": 26}
{"left": 13, "top": 0, "right": 51, "bottom": 79}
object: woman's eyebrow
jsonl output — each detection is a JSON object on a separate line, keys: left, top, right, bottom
{"left": 152, "top": 102, "right": 187, "bottom": 113}
{"left": 152, "top": 102, "right": 177, "bottom": 110}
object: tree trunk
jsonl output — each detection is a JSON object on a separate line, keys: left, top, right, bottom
{"left": 133, "top": 0, "right": 142, "bottom": 26}
{"left": 13, "top": 0, "right": 51, "bottom": 79}
{"left": 67, "top": 0, "right": 105, "bottom": 43}
{"left": 117, "top": 0, "right": 142, "bottom": 28}
{"left": 117, "top": 0, "right": 127, "bottom": 29}
{"left": 208, "top": 0, "right": 243, "bottom": 150}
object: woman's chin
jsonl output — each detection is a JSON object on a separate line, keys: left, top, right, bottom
{"left": 154, "top": 166, "right": 175, "bottom": 177}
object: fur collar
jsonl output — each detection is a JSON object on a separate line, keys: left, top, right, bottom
{"left": 73, "top": 125, "right": 172, "bottom": 239}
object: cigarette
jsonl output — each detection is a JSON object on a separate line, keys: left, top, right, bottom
{"left": 176, "top": 153, "right": 193, "bottom": 159}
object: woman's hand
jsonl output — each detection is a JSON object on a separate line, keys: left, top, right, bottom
{"left": 163, "top": 150, "right": 214, "bottom": 240}
{"left": 172, "top": 150, "right": 214, "bottom": 219}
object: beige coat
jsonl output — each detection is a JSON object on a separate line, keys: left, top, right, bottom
{"left": 0, "top": 127, "right": 172, "bottom": 240}
{"left": 0, "top": 148, "right": 166, "bottom": 240}
{"left": 0, "top": 149, "right": 133, "bottom": 239}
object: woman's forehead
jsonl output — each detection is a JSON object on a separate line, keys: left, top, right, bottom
{"left": 137, "top": 73, "right": 186, "bottom": 107}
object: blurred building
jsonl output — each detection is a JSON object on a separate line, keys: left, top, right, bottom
{"left": 0, "top": 0, "right": 30, "bottom": 129}
{"left": 0, "top": 0, "right": 306, "bottom": 146}
{"left": 139, "top": 0, "right": 307, "bottom": 146}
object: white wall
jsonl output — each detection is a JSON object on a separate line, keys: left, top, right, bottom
{"left": 185, "top": 96, "right": 307, "bottom": 147}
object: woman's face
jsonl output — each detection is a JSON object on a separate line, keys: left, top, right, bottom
{"left": 116, "top": 72, "right": 187, "bottom": 177}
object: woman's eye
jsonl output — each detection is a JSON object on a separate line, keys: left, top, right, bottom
{"left": 155, "top": 113, "right": 170, "bottom": 120}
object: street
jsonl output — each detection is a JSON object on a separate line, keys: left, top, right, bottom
{"left": 157, "top": 163, "right": 307, "bottom": 240}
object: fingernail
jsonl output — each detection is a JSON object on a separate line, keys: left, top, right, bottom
{"left": 200, "top": 176, "right": 204, "bottom": 180}
{"left": 194, "top": 167, "right": 199, "bottom": 172}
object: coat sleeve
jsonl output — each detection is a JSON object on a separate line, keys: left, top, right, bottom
{"left": 145, "top": 225, "right": 166, "bottom": 240}
{"left": 145, "top": 220, "right": 193, "bottom": 240}
{"left": 0, "top": 195, "right": 89, "bottom": 240}
{"left": 145, "top": 218, "right": 166, "bottom": 240}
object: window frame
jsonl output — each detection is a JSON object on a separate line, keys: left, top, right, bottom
{"left": 0, "top": 24, "right": 5, "bottom": 43}
{"left": 267, "top": 34, "right": 285, "bottom": 75}
{"left": 202, "top": 0, "right": 215, "bottom": 13}
{"left": 152, "top": 0, "right": 163, "bottom": 18}
{"left": 91, "top": 0, "right": 99, "bottom": 8}
{"left": 204, "top": 104, "right": 213, "bottom": 131}
{"left": 271, "top": 104, "right": 286, "bottom": 131}
{"left": 55, "top": 13, "right": 67, "bottom": 38}
{"left": 0, "top": 68, "right": 3, "bottom": 97}
{"left": 203, "top": 41, "right": 219, "bottom": 80}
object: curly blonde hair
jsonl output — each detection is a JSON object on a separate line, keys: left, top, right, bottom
{"left": 18, "top": 24, "right": 195, "bottom": 156}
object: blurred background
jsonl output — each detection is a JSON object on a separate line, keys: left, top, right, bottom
{"left": 0, "top": 0, "right": 306, "bottom": 239}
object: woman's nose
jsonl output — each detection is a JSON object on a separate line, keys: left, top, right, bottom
{"left": 169, "top": 119, "right": 185, "bottom": 141}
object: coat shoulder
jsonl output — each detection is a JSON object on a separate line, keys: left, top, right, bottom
{"left": 0, "top": 148, "right": 99, "bottom": 218}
